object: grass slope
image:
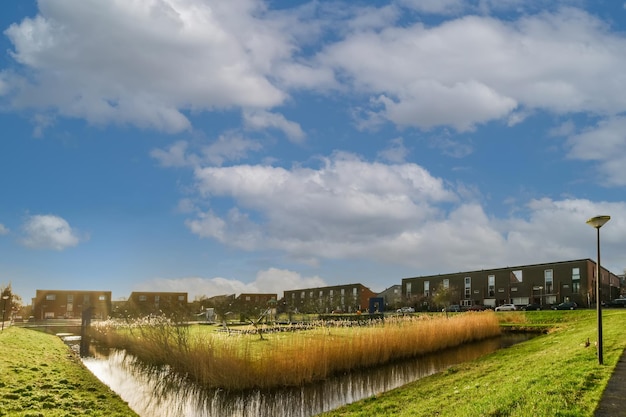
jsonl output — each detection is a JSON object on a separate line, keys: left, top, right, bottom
{"left": 0, "top": 327, "right": 138, "bottom": 417}
{"left": 320, "top": 310, "right": 626, "bottom": 417}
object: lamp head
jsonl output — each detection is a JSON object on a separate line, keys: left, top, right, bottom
{"left": 586, "top": 215, "right": 611, "bottom": 229}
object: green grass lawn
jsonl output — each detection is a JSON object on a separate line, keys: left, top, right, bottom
{"left": 0, "top": 327, "right": 138, "bottom": 417}
{"left": 320, "top": 309, "right": 626, "bottom": 417}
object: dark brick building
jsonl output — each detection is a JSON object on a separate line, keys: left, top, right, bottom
{"left": 401, "top": 259, "right": 620, "bottom": 310}
{"left": 283, "top": 283, "right": 377, "bottom": 314}
{"left": 33, "top": 289, "right": 112, "bottom": 320}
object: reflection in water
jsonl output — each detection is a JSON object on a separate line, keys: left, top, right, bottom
{"left": 81, "top": 334, "right": 534, "bottom": 417}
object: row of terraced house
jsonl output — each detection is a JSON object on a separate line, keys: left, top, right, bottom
{"left": 31, "top": 258, "right": 624, "bottom": 320}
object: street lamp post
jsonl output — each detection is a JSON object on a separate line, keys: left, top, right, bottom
{"left": 586, "top": 215, "right": 611, "bottom": 365}
{"left": 1, "top": 295, "right": 9, "bottom": 331}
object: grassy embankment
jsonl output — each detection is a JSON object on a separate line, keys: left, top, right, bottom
{"left": 0, "top": 327, "right": 138, "bottom": 417}
{"left": 320, "top": 309, "right": 626, "bottom": 417}
{"left": 92, "top": 313, "right": 501, "bottom": 390}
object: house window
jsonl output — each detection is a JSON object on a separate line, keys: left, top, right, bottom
{"left": 406, "top": 283, "right": 412, "bottom": 298}
{"left": 572, "top": 268, "right": 581, "bottom": 293}
{"left": 300, "top": 291, "right": 305, "bottom": 299}
{"left": 67, "top": 295, "right": 73, "bottom": 303}
{"left": 511, "top": 270, "right": 523, "bottom": 283}
{"left": 353, "top": 287, "right": 358, "bottom": 297}
{"left": 443, "top": 279, "right": 449, "bottom": 289}
{"left": 319, "top": 290, "right": 323, "bottom": 298}
{"left": 98, "top": 295, "right": 106, "bottom": 301}
{"left": 488, "top": 275, "right": 495, "bottom": 297}
{"left": 178, "top": 295, "right": 185, "bottom": 301}
{"left": 544, "top": 269, "right": 553, "bottom": 294}
{"left": 246, "top": 296, "right": 251, "bottom": 301}
{"left": 46, "top": 294, "right": 56, "bottom": 301}
{"left": 139, "top": 295, "right": 147, "bottom": 302}
{"left": 424, "top": 281, "right": 429, "bottom": 297}
{"left": 464, "top": 277, "right": 471, "bottom": 298}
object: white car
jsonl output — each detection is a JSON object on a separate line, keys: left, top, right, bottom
{"left": 495, "top": 304, "right": 517, "bottom": 311}
{"left": 397, "top": 307, "right": 415, "bottom": 313}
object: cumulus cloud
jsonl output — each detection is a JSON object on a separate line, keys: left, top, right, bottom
{"left": 377, "top": 137, "right": 409, "bottom": 163}
{"left": 7, "top": 3, "right": 626, "bottom": 136}
{"left": 0, "top": 224, "right": 9, "bottom": 235}
{"left": 3, "top": 0, "right": 292, "bottom": 132}
{"left": 136, "top": 268, "right": 326, "bottom": 299}
{"left": 150, "top": 141, "right": 192, "bottom": 168}
{"left": 170, "top": 147, "right": 626, "bottom": 274}
{"left": 20, "top": 214, "right": 82, "bottom": 250}
{"left": 4, "top": 1, "right": 626, "bottom": 182}
{"left": 201, "top": 133, "right": 264, "bottom": 166}
{"left": 565, "top": 116, "right": 626, "bottom": 186}
{"left": 243, "top": 110, "right": 305, "bottom": 143}
{"left": 185, "top": 152, "right": 459, "bottom": 262}
{"left": 151, "top": 133, "right": 263, "bottom": 168}
{"left": 319, "top": 8, "right": 626, "bottom": 131}
{"left": 500, "top": 198, "right": 626, "bottom": 268}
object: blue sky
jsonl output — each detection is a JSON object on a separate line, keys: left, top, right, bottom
{"left": 1, "top": 0, "right": 626, "bottom": 302}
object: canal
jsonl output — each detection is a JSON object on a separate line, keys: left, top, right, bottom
{"left": 62, "top": 332, "right": 535, "bottom": 417}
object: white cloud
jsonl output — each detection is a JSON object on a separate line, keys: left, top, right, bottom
{"left": 565, "top": 116, "right": 626, "bottom": 186}
{"left": 20, "top": 214, "right": 82, "bottom": 250}
{"left": 398, "top": 0, "right": 465, "bottom": 15}
{"left": 377, "top": 137, "right": 409, "bottom": 163}
{"left": 0, "top": 224, "right": 9, "bottom": 235}
{"left": 4, "top": 0, "right": 292, "bottom": 132}
{"left": 5, "top": 1, "right": 626, "bottom": 192}
{"left": 174, "top": 147, "right": 626, "bottom": 274}
{"left": 243, "top": 110, "right": 305, "bottom": 143}
{"left": 136, "top": 268, "right": 326, "bottom": 299}
{"left": 186, "top": 152, "right": 458, "bottom": 262}
{"left": 151, "top": 133, "right": 263, "bottom": 168}
{"left": 345, "top": 4, "right": 401, "bottom": 31}
{"left": 319, "top": 9, "right": 626, "bottom": 131}
{"left": 201, "top": 132, "right": 264, "bottom": 166}
{"left": 150, "top": 140, "right": 193, "bottom": 168}
{"left": 500, "top": 198, "right": 626, "bottom": 268}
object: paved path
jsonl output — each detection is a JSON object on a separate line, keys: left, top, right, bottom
{"left": 595, "top": 349, "right": 626, "bottom": 416}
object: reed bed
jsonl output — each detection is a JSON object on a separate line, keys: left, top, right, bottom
{"left": 92, "top": 313, "right": 501, "bottom": 390}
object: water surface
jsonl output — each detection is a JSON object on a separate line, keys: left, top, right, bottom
{"left": 81, "top": 333, "right": 534, "bottom": 417}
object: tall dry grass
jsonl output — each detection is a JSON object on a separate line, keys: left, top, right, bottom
{"left": 92, "top": 313, "right": 501, "bottom": 390}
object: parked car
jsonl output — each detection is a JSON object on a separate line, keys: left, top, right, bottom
{"left": 443, "top": 305, "right": 461, "bottom": 312}
{"left": 521, "top": 303, "right": 541, "bottom": 311}
{"left": 466, "top": 305, "right": 486, "bottom": 311}
{"left": 495, "top": 304, "right": 517, "bottom": 311}
{"left": 397, "top": 306, "right": 415, "bottom": 313}
{"left": 553, "top": 301, "right": 577, "bottom": 310}
{"left": 608, "top": 298, "right": 626, "bottom": 308}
